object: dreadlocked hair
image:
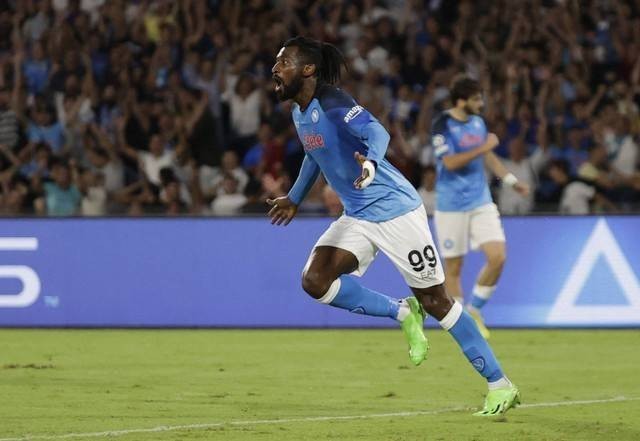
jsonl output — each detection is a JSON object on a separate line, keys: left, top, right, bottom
{"left": 283, "top": 36, "right": 347, "bottom": 84}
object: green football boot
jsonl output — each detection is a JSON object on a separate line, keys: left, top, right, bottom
{"left": 473, "top": 385, "right": 521, "bottom": 417}
{"left": 400, "top": 296, "right": 429, "bottom": 366}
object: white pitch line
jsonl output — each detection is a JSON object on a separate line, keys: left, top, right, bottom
{"left": 1, "top": 396, "right": 637, "bottom": 441}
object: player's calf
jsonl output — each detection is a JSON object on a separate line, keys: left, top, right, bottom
{"left": 312, "top": 276, "right": 402, "bottom": 319}
{"left": 416, "top": 288, "right": 518, "bottom": 413}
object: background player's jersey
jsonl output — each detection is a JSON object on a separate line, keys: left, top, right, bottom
{"left": 289, "top": 83, "right": 421, "bottom": 222}
{"left": 432, "top": 112, "right": 492, "bottom": 212}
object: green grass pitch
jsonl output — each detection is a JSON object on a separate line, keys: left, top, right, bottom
{"left": 1, "top": 329, "right": 639, "bottom": 440}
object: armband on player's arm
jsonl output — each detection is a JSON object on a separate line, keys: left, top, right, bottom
{"left": 287, "top": 154, "right": 321, "bottom": 205}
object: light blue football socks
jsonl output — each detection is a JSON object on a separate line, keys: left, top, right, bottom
{"left": 318, "top": 276, "right": 402, "bottom": 320}
{"left": 440, "top": 301, "right": 504, "bottom": 382}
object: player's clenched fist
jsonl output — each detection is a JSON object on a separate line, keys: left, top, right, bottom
{"left": 266, "top": 196, "right": 298, "bottom": 226}
{"left": 353, "top": 151, "right": 376, "bottom": 189}
{"left": 483, "top": 133, "right": 500, "bottom": 152}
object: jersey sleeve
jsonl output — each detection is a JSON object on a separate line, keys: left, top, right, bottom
{"left": 321, "top": 88, "right": 390, "bottom": 166}
{"left": 287, "top": 153, "right": 321, "bottom": 205}
{"left": 430, "top": 114, "right": 455, "bottom": 160}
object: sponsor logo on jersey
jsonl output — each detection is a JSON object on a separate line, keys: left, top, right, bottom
{"left": 311, "top": 108, "right": 319, "bottom": 123}
{"left": 458, "top": 133, "right": 484, "bottom": 148}
{"left": 343, "top": 105, "right": 364, "bottom": 123}
{"left": 302, "top": 133, "right": 325, "bottom": 151}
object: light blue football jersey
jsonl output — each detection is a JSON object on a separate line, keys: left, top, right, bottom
{"left": 288, "top": 83, "right": 422, "bottom": 222}
{"left": 432, "top": 112, "right": 492, "bottom": 212}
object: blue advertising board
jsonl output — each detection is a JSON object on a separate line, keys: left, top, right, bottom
{"left": 0, "top": 216, "right": 638, "bottom": 327}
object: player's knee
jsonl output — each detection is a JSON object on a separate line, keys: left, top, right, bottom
{"left": 413, "top": 284, "right": 454, "bottom": 320}
{"left": 301, "top": 270, "right": 332, "bottom": 299}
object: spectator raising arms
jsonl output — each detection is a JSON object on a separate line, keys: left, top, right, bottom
{"left": 0, "top": 0, "right": 637, "bottom": 216}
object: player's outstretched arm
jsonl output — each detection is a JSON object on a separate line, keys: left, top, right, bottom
{"left": 442, "top": 133, "right": 500, "bottom": 171}
{"left": 266, "top": 196, "right": 298, "bottom": 226}
{"left": 287, "top": 155, "right": 321, "bottom": 204}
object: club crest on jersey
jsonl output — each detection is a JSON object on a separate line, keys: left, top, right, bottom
{"left": 302, "top": 133, "right": 325, "bottom": 151}
{"left": 432, "top": 135, "right": 445, "bottom": 146}
{"left": 343, "top": 105, "right": 364, "bottom": 123}
{"left": 433, "top": 134, "right": 449, "bottom": 156}
{"left": 311, "top": 108, "right": 319, "bottom": 123}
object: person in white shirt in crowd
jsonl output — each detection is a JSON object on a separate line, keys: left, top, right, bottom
{"left": 79, "top": 169, "right": 107, "bottom": 216}
{"left": 137, "top": 135, "right": 174, "bottom": 187}
{"left": 602, "top": 115, "right": 639, "bottom": 188}
{"left": 546, "top": 159, "right": 616, "bottom": 215}
{"left": 348, "top": 35, "right": 389, "bottom": 77}
{"left": 337, "top": 3, "right": 363, "bottom": 54}
{"left": 577, "top": 144, "right": 619, "bottom": 190}
{"left": 220, "top": 50, "right": 254, "bottom": 103}
{"left": 224, "top": 73, "right": 265, "bottom": 157}
{"left": 497, "top": 136, "right": 549, "bottom": 214}
{"left": 211, "top": 172, "right": 247, "bottom": 216}
{"left": 118, "top": 127, "right": 173, "bottom": 188}
{"left": 195, "top": 59, "right": 222, "bottom": 119}
{"left": 201, "top": 151, "right": 249, "bottom": 201}
{"left": 85, "top": 123, "right": 124, "bottom": 195}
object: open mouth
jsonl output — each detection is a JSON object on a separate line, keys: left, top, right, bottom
{"left": 273, "top": 76, "right": 283, "bottom": 93}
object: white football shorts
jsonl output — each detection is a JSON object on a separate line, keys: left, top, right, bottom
{"left": 434, "top": 203, "right": 505, "bottom": 259}
{"left": 312, "top": 206, "right": 445, "bottom": 288}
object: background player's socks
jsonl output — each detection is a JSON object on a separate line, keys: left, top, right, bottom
{"left": 470, "top": 284, "right": 496, "bottom": 310}
{"left": 439, "top": 301, "right": 504, "bottom": 382}
{"left": 318, "top": 276, "right": 401, "bottom": 320}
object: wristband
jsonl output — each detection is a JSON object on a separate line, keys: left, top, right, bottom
{"left": 358, "top": 160, "right": 376, "bottom": 189}
{"left": 503, "top": 173, "right": 518, "bottom": 187}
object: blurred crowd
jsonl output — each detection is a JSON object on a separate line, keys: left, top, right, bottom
{"left": 0, "top": 0, "right": 638, "bottom": 217}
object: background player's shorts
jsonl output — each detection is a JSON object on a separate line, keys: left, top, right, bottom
{"left": 312, "top": 206, "right": 445, "bottom": 288}
{"left": 434, "top": 203, "right": 505, "bottom": 259}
